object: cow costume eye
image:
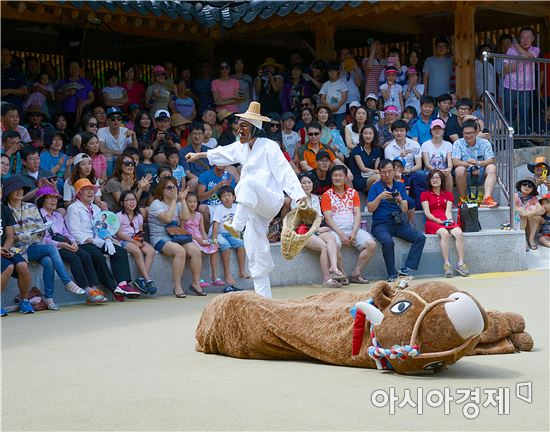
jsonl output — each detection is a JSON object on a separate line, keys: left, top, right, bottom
{"left": 390, "top": 301, "right": 411, "bottom": 315}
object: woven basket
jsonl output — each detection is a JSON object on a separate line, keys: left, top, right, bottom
{"left": 281, "top": 207, "right": 322, "bottom": 260}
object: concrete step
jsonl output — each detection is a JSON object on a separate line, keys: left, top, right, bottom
{"left": 1, "top": 229, "right": 527, "bottom": 308}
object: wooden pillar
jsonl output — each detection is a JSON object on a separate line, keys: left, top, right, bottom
{"left": 312, "top": 23, "right": 335, "bottom": 62}
{"left": 543, "top": 16, "right": 550, "bottom": 52}
{"left": 454, "top": 2, "right": 476, "bottom": 98}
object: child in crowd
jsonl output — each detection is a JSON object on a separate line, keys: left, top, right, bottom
{"left": 535, "top": 194, "right": 550, "bottom": 248}
{"left": 22, "top": 72, "right": 55, "bottom": 115}
{"left": 115, "top": 190, "right": 157, "bottom": 294}
{"left": 202, "top": 123, "right": 217, "bottom": 149}
{"left": 393, "top": 158, "right": 416, "bottom": 224}
{"left": 380, "top": 66, "right": 404, "bottom": 113}
{"left": 210, "top": 186, "right": 249, "bottom": 292}
{"left": 402, "top": 67, "right": 424, "bottom": 115}
{"left": 527, "top": 156, "right": 550, "bottom": 197}
{"left": 181, "top": 192, "right": 222, "bottom": 289}
{"left": 170, "top": 80, "right": 196, "bottom": 121}
{"left": 514, "top": 177, "right": 544, "bottom": 250}
{"left": 165, "top": 147, "right": 186, "bottom": 189}
{"left": 136, "top": 143, "right": 158, "bottom": 180}
{"left": 81, "top": 131, "right": 107, "bottom": 184}
{"left": 401, "top": 106, "right": 418, "bottom": 124}
{"left": 364, "top": 93, "right": 381, "bottom": 126}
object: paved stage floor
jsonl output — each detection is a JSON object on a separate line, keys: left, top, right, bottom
{"left": 2, "top": 270, "right": 549, "bottom": 431}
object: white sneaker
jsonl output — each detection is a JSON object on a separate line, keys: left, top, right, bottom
{"left": 65, "top": 281, "right": 85, "bottom": 295}
{"left": 44, "top": 298, "right": 60, "bottom": 311}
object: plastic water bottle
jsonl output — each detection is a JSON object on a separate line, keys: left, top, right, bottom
{"left": 514, "top": 212, "right": 521, "bottom": 230}
{"left": 222, "top": 172, "right": 230, "bottom": 182}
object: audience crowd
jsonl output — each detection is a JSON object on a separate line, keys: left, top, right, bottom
{"left": 2, "top": 27, "right": 549, "bottom": 314}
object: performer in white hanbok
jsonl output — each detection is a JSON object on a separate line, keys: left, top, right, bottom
{"left": 186, "top": 102, "right": 307, "bottom": 298}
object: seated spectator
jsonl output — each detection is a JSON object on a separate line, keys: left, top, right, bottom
{"left": 296, "top": 122, "right": 337, "bottom": 172}
{"left": 23, "top": 105, "right": 54, "bottom": 150}
{"left": 101, "top": 69, "right": 128, "bottom": 108}
{"left": 321, "top": 165, "right": 376, "bottom": 284}
{"left": 435, "top": 93, "right": 454, "bottom": 124}
{"left": 451, "top": 120, "right": 498, "bottom": 208}
{"left": 383, "top": 120, "right": 428, "bottom": 209}
{"left": 380, "top": 66, "right": 404, "bottom": 113}
{"left": 147, "top": 177, "right": 204, "bottom": 298}
{"left": 70, "top": 113, "right": 99, "bottom": 154}
{"left": 445, "top": 98, "right": 486, "bottom": 143}
{"left": 201, "top": 107, "right": 218, "bottom": 139}
{"left": 125, "top": 104, "right": 140, "bottom": 132}
{"left": 1, "top": 103, "right": 31, "bottom": 144}
{"left": 367, "top": 159, "right": 426, "bottom": 281}
{"left": 198, "top": 164, "right": 237, "bottom": 228}
{"left": 13, "top": 145, "right": 55, "bottom": 202}
{"left": 147, "top": 109, "right": 180, "bottom": 164}
{"left": 145, "top": 65, "right": 173, "bottom": 117}
{"left": 36, "top": 185, "right": 108, "bottom": 303}
{"left": 326, "top": 118, "right": 349, "bottom": 160}
{"left": 101, "top": 153, "right": 152, "bottom": 212}
{"left": 210, "top": 186, "right": 248, "bottom": 292}
{"left": 165, "top": 147, "right": 186, "bottom": 189}
{"left": 1, "top": 48, "right": 28, "bottom": 111}
{"left": 421, "top": 119, "right": 453, "bottom": 191}
{"left": 408, "top": 95, "right": 437, "bottom": 145}
{"left": 80, "top": 131, "right": 107, "bottom": 184}
{"left": 91, "top": 106, "right": 108, "bottom": 129}
{"left": 202, "top": 122, "right": 217, "bottom": 149}
{"left": 305, "top": 151, "right": 333, "bottom": 196}
{"left": 378, "top": 105, "right": 399, "bottom": 148}
{"left": 534, "top": 194, "right": 550, "bottom": 248}
{"left": 1, "top": 182, "right": 34, "bottom": 315}
{"left": 98, "top": 107, "right": 137, "bottom": 176}
{"left": 344, "top": 105, "right": 368, "bottom": 151}
{"left": 4, "top": 177, "right": 84, "bottom": 310}
{"left": 52, "top": 114, "right": 71, "bottom": 141}
{"left": 402, "top": 67, "right": 423, "bottom": 115}
{"left": 1, "top": 154, "right": 10, "bottom": 177}
{"left": 401, "top": 106, "right": 418, "bottom": 124}
{"left": 170, "top": 113, "right": 191, "bottom": 149}
{"left": 115, "top": 190, "right": 157, "bottom": 294}
{"left": 349, "top": 125, "right": 381, "bottom": 193}
{"left": 1, "top": 130, "right": 24, "bottom": 177}
{"left": 319, "top": 62, "right": 348, "bottom": 130}
{"left": 56, "top": 60, "right": 94, "bottom": 129}
{"left": 514, "top": 177, "right": 544, "bottom": 250}
{"left": 527, "top": 156, "right": 550, "bottom": 197}
{"left": 181, "top": 192, "right": 221, "bottom": 289}
{"left": 39, "top": 129, "right": 71, "bottom": 193}
{"left": 63, "top": 153, "right": 106, "bottom": 209}
{"left": 297, "top": 107, "right": 314, "bottom": 145}
{"left": 217, "top": 114, "right": 239, "bottom": 147}
{"left": 364, "top": 93, "right": 381, "bottom": 127}
{"left": 180, "top": 122, "right": 212, "bottom": 192}
{"left": 292, "top": 173, "right": 345, "bottom": 288}
{"left": 281, "top": 112, "right": 301, "bottom": 159}
{"left": 66, "top": 178, "right": 139, "bottom": 300}
{"left": 342, "top": 101, "right": 359, "bottom": 127}
{"left": 421, "top": 170, "right": 469, "bottom": 277}
{"left": 134, "top": 110, "right": 153, "bottom": 145}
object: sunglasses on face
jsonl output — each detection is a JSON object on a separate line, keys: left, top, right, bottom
{"left": 308, "top": 132, "right": 320, "bottom": 136}
{"left": 122, "top": 161, "right": 136, "bottom": 167}
{"left": 30, "top": 113, "right": 43, "bottom": 117}
{"left": 270, "top": 123, "right": 279, "bottom": 128}
{"left": 88, "top": 123, "right": 98, "bottom": 127}
{"left": 110, "top": 116, "right": 123, "bottom": 122}
{"left": 521, "top": 182, "right": 534, "bottom": 188}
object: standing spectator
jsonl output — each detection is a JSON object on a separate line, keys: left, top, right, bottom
{"left": 66, "top": 178, "right": 139, "bottom": 300}
{"left": 423, "top": 36, "right": 453, "bottom": 97}
{"left": 145, "top": 65, "right": 173, "bottom": 117}
{"left": 420, "top": 170, "right": 469, "bottom": 277}
{"left": 362, "top": 40, "right": 386, "bottom": 98}
{"left": 378, "top": 47, "right": 408, "bottom": 87}
{"left": 349, "top": 125, "right": 381, "bottom": 193}
{"left": 402, "top": 68, "right": 424, "bottom": 114}
{"left": 232, "top": 58, "right": 253, "bottom": 113}
{"left": 23, "top": 105, "right": 54, "bottom": 150}
{"left": 503, "top": 27, "right": 540, "bottom": 135}
{"left": 496, "top": 34, "right": 514, "bottom": 105}
{"left": 280, "top": 112, "right": 301, "bottom": 159}
{"left": 321, "top": 165, "right": 376, "bottom": 284}
{"left": 380, "top": 66, "right": 404, "bottom": 113}
{"left": 339, "top": 48, "right": 363, "bottom": 106}
{"left": 303, "top": 59, "right": 326, "bottom": 95}
{"left": 56, "top": 60, "right": 94, "bottom": 128}
{"left": 421, "top": 119, "right": 453, "bottom": 191}
{"left": 475, "top": 43, "right": 496, "bottom": 99}
{"left": 1, "top": 48, "right": 27, "bottom": 110}
{"left": 98, "top": 107, "right": 137, "bottom": 176}
{"left": 451, "top": 120, "right": 498, "bottom": 208}
{"left": 148, "top": 178, "right": 204, "bottom": 298}
{"left": 1, "top": 103, "right": 31, "bottom": 144}
{"left": 319, "top": 62, "right": 348, "bottom": 128}
{"left": 383, "top": 120, "right": 427, "bottom": 209}
{"left": 255, "top": 58, "right": 284, "bottom": 115}
{"left": 101, "top": 69, "right": 128, "bottom": 108}
{"left": 281, "top": 64, "right": 313, "bottom": 114}
{"left": 22, "top": 72, "right": 55, "bottom": 116}
{"left": 192, "top": 61, "right": 214, "bottom": 115}
{"left": 408, "top": 49, "right": 423, "bottom": 75}
{"left": 367, "top": 159, "right": 426, "bottom": 281}
{"left": 121, "top": 64, "right": 145, "bottom": 109}
{"left": 211, "top": 61, "right": 242, "bottom": 114}
{"left": 170, "top": 81, "right": 196, "bottom": 120}
{"left": 408, "top": 96, "right": 436, "bottom": 145}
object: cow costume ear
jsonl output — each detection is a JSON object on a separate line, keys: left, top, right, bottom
{"left": 370, "top": 281, "right": 397, "bottom": 310}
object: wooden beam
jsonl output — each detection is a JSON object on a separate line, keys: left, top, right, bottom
{"left": 454, "top": 2, "right": 476, "bottom": 98}
{"left": 479, "top": 2, "right": 550, "bottom": 18}
{"left": 343, "top": 16, "right": 422, "bottom": 35}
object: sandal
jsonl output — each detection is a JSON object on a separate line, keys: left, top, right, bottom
{"left": 212, "top": 278, "right": 226, "bottom": 287}
{"left": 173, "top": 288, "right": 187, "bottom": 298}
{"left": 349, "top": 275, "right": 370, "bottom": 284}
{"left": 529, "top": 243, "right": 538, "bottom": 250}
{"left": 330, "top": 270, "right": 346, "bottom": 282}
{"left": 199, "top": 279, "right": 210, "bottom": 289}
{"left": 322, "top": 278, "right": 342, "bottom": 288}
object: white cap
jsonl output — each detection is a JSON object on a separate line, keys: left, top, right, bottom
{"left": 349, "top": 101, "right": 361, "bottom": 109}
{"left": 154, "top": 109, "right": 170, "bottom": 120}
{"left": 73, "top": 153, "right": 91, "bottom": 167}
{"left": 365, "top": 93, "right": 378, "bottom": 101}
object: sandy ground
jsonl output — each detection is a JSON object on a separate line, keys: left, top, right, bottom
{"left": 1, "top": 270, "right": 549, "bottom": 431}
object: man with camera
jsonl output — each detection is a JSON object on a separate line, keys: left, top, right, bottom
{"left": 367, "top": 159, "right": 426, "bottom": 282}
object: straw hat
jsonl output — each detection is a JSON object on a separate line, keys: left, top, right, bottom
{"left": 259, "top": 57, "right": 283, "bottom": 70}
{"left": 170, "top": 113, "right": 191, "bottom": 127}
{"left": 281, "top": 207, "right": 322, "bottom": 260}
{"left": 235, "top": 102, "right": 271, "bottom": 128}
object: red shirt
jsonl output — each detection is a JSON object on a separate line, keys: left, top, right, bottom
{"left": 121, "top": 81, "right": 146, "bottom": 108}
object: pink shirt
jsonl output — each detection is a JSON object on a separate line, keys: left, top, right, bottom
{"left": 116, "top": 212, "right": 143, "bottom": 238}
{"left": 503, "top": 46, "right": 540, "bottom": 91}
{"left": 91, "top": 154, "right": 107, "bottom": 180}
{"left": 211, "top": 78, "right": 240, "bottom": 113}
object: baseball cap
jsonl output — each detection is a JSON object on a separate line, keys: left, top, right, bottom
{"left": 430, "top": 119, "right": 446, "bottom": 129}
{"left": 128, "top": 103, "right": 140, "bottom": 112}
{"left": 365, "top": 93, "right": 378, "bottom": 101}
{"left": 316, "top": 150, "right": 331, "bottom": 161}
{"left": 154, "top": 109, "right": 170, "bottom": 120}
{"left": 106, "top": 107, "right": 123, "bottom": 118}
{"left": 384, "top": 105, "right": 399, "bottom": 114}
{"left": 539, "top": 193, "right": 550, "bottom": 204}
{"left": 152, "top": 65, "right": 166, "bottom": 75}
{"left": 349, "top": 101, "right": 361, "bottom": 109}
{"left": 393, "top": 157, "right": 406, "bottom": 167}
{"left": 384, "top": 66, "right": 399, "bottom": 75}
{"left": 281, "top": 112, "right": 296, "bottom": 122}
{"left": 406, "top": 67, "right": 418, "bottom": 76}
{"left": 268, "top": 112, "right": 281, "bottom": 124}
{"left": 73, "top": 153, "right": 92, "bottom": 167}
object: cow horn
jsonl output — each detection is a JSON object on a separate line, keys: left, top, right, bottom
{"left": 356, "top": 302, "right": 384, "bottom": 325}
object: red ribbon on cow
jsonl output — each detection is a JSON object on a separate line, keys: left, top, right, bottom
{"left": 352, "top": 309, "right": 366, "bottom": 356}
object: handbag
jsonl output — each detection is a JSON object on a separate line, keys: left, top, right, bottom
{"left": 165, "top": 221, "right": 192, "bottom": 245}
{"left": 458, "top": 202, "right": 481, "bottom": 233}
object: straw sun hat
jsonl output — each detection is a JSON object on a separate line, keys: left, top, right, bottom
{"left": 235, "top": 102, "right": 271, "bottom": 129}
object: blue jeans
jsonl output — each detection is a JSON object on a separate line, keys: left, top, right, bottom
{"left": 26, "top": 244, "right": 72, "bottom": 299}
{"left": 371, "top": 221, "right": 426, "bottom": 277}
{"left": 404, "top": 171, "right": 428, "bottom": 210}
{"left": 218, "top": 232, "right": 244, "bottom": 252}
{"left": 504, "top": 89, "right": 532, "bottom": 135}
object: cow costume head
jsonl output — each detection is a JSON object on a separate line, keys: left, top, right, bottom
{"left": 352, "top": 281, "right": 488, "bottom": 373}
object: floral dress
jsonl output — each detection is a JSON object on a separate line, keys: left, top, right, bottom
{"left": 182, "top": 212, "right": 217, "bottom": 254}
